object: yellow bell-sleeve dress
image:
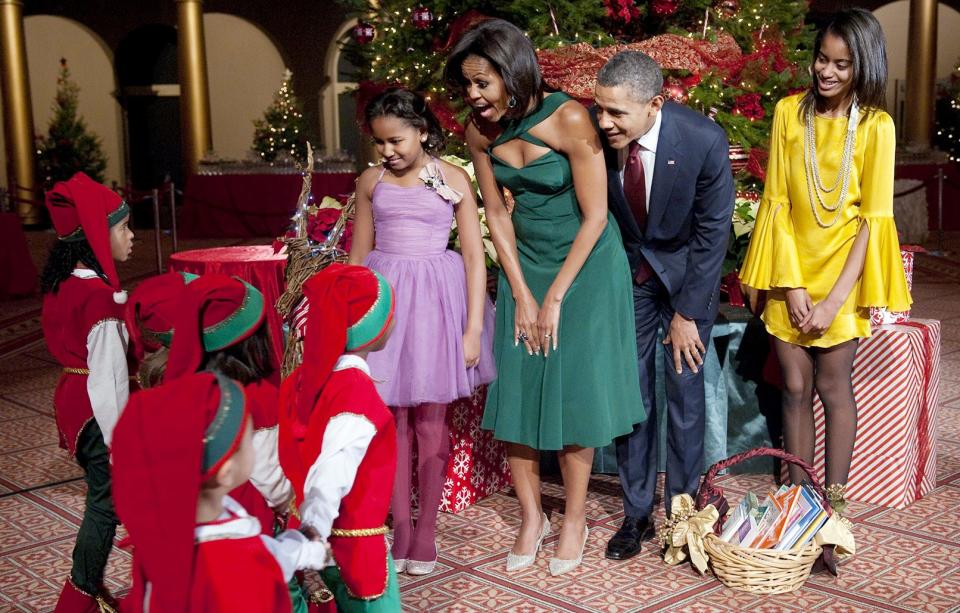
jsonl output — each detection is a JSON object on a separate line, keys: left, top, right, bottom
{"left": 740, "top": 93, "right": 912, "bottom": 348}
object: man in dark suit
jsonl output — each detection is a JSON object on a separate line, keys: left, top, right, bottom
{"left": 593, "top": 51, "right": 734, "bottom": 561}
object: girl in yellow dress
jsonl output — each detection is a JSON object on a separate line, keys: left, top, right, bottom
{"left": 740, "top": 8, "right": 911, "bottom": 513}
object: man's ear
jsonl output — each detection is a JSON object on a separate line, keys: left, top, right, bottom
{"left": 650, "top": 94, "right": 666, "bottom": 115}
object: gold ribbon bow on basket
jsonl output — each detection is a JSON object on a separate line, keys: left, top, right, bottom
{"left": 658, "top": 494, "right": 719, "bottom": 574}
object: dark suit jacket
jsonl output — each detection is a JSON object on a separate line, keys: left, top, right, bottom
{"left": 600, "top": 101, "right": 735, "bottom": 322}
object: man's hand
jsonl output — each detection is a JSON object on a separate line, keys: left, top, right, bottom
{"left": 663, "top": 312, "right": 705, "bottom": 374}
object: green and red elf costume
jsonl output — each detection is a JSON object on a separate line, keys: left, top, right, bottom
{"left": 278, "top": 264, "right": 402, "bottom": 612}
{"left": 111, "top": 372, "right": 328, "bottom": 612}
{"left": 41, "top": 173, "right": 135, "bottom": 612}
{"left": 154, "top": 272, "right": 294, "bottom": 533}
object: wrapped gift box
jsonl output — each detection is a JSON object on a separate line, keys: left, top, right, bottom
{"left": 781, "top": 319, "right": 940, "bottom": 509}
{"left": 869, "top": 246, "right": 920, "bottom": 326}
{"left": 410, "top": 386, "right": 511, "bottom": 514}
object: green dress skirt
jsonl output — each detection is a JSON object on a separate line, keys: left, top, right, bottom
{"left": 481, "top": 92, "right": 646, "bottom": 450}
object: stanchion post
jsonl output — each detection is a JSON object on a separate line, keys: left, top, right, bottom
{"left": 936, "top": 166, "right": 945, "bottom": 255}
{"left": 169, "top": 182, "right": 179, "bottom": 253}
{"left": 152, "top": 188, "right": 162, "bottom": 273}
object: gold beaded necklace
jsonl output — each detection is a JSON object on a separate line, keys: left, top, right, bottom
{"left": 803, "top": 97, "right": 859, "bottom": 229}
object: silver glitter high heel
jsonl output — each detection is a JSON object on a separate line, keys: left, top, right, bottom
{"left": 548, "top": 525, "right": 588, "bottom": 577}
{"left": 505, "top": 512, "right": 550, "bottom": 572}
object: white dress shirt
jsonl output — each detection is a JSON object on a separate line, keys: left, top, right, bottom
{"left": 619, "top": 109, "right": 662, "bottom": 213}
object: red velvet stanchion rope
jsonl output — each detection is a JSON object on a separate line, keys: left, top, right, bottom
{"left": 695, "top": 446, "right": 830, "bottom": 535}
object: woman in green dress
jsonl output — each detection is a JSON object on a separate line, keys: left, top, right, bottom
{"left": 445, "top": 19, "right": 645, "bottom": 576}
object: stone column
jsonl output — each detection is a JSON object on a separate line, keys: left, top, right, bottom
{"left": 0, "top": 0, "right": 38, "bottom": 223}
{"left": 904, "top": 0, "right": 938, "bottom": 149}
{"left": 176, "top": 0, "right": 212, "bottom": 176}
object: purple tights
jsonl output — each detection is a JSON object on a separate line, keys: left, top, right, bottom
{"left": 390, "top": 403, "right": 449, "bottom": 562}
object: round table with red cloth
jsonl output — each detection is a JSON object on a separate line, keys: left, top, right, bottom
{"left": 169, "top": 246, "right": 286, "bottom": 381}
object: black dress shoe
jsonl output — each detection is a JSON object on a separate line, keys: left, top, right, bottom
{"left": 605, "top": 516, "right": 655, "bottom": 560}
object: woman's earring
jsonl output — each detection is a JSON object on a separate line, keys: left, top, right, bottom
{"left": 508, "top": 96, "right": 518, "bottom": 109}
{"left": 420, "top": 135, "right": 428, "bottom": 143}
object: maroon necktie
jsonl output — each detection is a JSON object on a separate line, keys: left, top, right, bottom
{"left": 624, "top": 140, "right": 647, "bottom": 232}
{"left": 624, "top": 140, "right": 654, "bottom": 285}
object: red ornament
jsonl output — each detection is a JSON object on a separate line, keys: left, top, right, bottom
{"left": 412, "top": 6, "right": 433, "bottom": 30}
{"left": 605, "top": 0, "right": 641, "bottom": 23}
{"left": 713, "top": 0, "right": 740, "bottom": 20}
{"left": 353, "top": 21, "right": 375, "bottom": 45}
{"left": 651, "top": 0, "right": 681, "bottom": 17}
{"left": 663, "top": 80, "right": 688, "bottom": 103}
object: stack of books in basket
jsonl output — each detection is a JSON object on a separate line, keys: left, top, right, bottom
{"left": 720, "top": 484, "right": 830, "bottom": 550}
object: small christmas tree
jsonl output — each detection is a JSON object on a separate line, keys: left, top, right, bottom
{"left": 252, "top": 69, "right": 312, "bottom": 164}
{"left": 36, "top": 58, "right": 108, "bottom": 186}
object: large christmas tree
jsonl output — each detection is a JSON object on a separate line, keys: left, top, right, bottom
{"left": 36, "top": 59, "right": 108, "bottom": 186}
{"left": 252, "top": 69, "right": 313, "bottom": 164}
{"left": 337, "top": 0, "right": 814, "bottom": 269}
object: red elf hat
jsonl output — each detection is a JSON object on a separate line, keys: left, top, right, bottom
{"left": 45, "top": 172, "right": 129, "bottom": 291}
{"left": 291, "top": 263, "right": 394, "bottom": 426}
{"left": 125, "top": 272, "right": 199, "bottom": 360}
{"left": 111, "top": 372, "right": 250, "bottom": 613}
{"left": 164, "top": 273, "right": 267, "bottom": 381}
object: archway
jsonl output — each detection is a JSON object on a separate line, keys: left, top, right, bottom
{"left": 204, "top": 13, "right": 287, "bottom": 161}
{"left": 321, "top": 20, "right": 363, "bottom": 162}
{"left": 116, "top": 23, "right": 181, "bottom": 190}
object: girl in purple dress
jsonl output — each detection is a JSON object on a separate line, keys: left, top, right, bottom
{"left": 349, "top": 88, "right": 495, "bottom": 575}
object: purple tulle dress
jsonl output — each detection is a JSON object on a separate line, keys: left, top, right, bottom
{"left": 364, "top": 163, "right": 496, "bottom": 407}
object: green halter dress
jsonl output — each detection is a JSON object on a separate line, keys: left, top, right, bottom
{"left": 481, "top": 92, "right": 646, "bottom": 450}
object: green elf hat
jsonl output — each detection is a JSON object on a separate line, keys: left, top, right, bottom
{"left": 165, "top": 273, "right": 267, "bottom": 381}
{"left": 292, "top": 263, "right": 394, "bottom": 424}
{"left": 125, "top": 271, "right": 199, "bottom": 359}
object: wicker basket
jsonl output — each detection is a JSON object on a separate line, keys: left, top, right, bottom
{"left": 694, "top": 447, "right": 830, "bottom": 594}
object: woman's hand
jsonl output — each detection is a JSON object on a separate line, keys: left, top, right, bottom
{"left": 537, "top": 293, "right": 562, "bottom": 357}
{"left": 462, "top": 329, "right": 481, "bottom": 368}
{"left": 514, "top": 290, "right": 541, "bottom": 355}
{"left": 785, "top": 287, "right": 813, "bottom": 328}
{"left": 798, "top": 299, "right": 840, "bottom": 336}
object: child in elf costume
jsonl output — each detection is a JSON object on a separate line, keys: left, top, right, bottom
{"left": 133, "top": 272, "right": 293, "bottom": 532}
{"left": 40, "top": 172, "right": 136, "bottom": 612}
{"left": 111, "top": 372, "right": 329, "bottom": 612}
{"left": 124, "top": 270, "right": 197, "bottom": 388}
{"left": 278, "top": 263, "right": 401, "bottom": 612}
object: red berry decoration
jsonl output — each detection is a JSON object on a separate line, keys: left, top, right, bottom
{"left": 353, "top": 21, "right": 375, "bottom": 45}
{"left": 651, "top": 0, "right": 681, "bottom": 17}
{"left": 412, "top": 6, "right": 433, "bottom": 30}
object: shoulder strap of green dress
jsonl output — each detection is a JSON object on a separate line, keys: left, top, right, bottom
{"left": 492, "top": 92, "right": 573, "bottom": 148}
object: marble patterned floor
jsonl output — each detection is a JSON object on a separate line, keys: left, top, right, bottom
{"left": 0, "top": 230, "right": 958, "bottom": 612}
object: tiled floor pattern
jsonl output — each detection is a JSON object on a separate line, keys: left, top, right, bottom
{"left": 0, "top": 232, "right": 957, "bottom": 612}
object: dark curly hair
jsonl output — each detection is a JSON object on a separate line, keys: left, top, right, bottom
{"left": 201, "top": 322, "right": 275, "bottom": 385}
{"left": 364, "top": 88, "right": 446, "bottom": 153}
{"left": 40, "top": 239, "right": 108, "bottom": 294}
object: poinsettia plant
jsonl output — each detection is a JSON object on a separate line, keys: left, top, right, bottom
{"left": 441, "top": 155, "right": 499, "bottom": 269}
{"left": 723, "top": 191, "right": 760, "bottom": 275}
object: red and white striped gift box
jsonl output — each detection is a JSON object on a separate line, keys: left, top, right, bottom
{"left": 781, "top": 319, "right": 940, "bottom": 509}
{"left": 410, "top": 386, "right": 511, "bottom": 513}
{"left": 869, "top": 246, "right": 920, "bottom": 326}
